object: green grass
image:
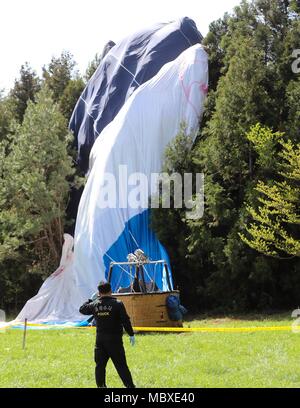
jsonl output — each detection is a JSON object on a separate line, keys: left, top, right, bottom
{"left": 1, "top": 313, "right": 300, "bottom": 388}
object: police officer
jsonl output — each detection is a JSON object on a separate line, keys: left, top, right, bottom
{"left": 79, "top": 281, "right": 136, "bottom": 388}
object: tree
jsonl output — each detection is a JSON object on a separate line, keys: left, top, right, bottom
{"left": 59, "top": 77, "right": 85, "bottom": 121}
{"left": 203, "top": 15, "right": 230, "bottom": 91}
{"left": 42, "top": 51, "right": 76, "bottom": 102}
{"left": 0, "top": 91, "right": 15, "bottom": 142}
{"left": 188, "top": 0, "right": 300, "bottom": 311}
{"left": 153, "top": 0, "right": 300, "bottom": 311}
{"left": 85, "top": 53, "right": 102, "bottom": 82}
{"left": 240, "top": 124, "right": 300, "bottom": 258}
{"left": 285, "top": 79, "right": 300, "bottom": 142}
{"left": 9, "top": 63, "right": 41, "bottom": 123}
{"left": 0, "top": 86, "right": 75, "bottom": 277}
{"left": 151, "top": 126, "right": 202, "bottom": 310}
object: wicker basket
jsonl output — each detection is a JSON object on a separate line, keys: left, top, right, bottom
{"left": 114, "top": 290, "right": 183, "bottom": 328}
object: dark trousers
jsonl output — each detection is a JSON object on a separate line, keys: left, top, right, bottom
{"left": 94, "top": 339, "right": 135, "bottom": 388}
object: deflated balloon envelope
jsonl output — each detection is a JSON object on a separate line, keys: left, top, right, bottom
{"left": 74, "top": 44, "right": 208, "bottom": 297}
{"left": 14, "top": 18, "right": 209, "bottom": 324}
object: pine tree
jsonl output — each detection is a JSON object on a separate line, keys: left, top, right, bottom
{"left": 59, "top": 77, "right": 85, "bottom": 121}
{"left": 240, "top": 125, "right": 300, "bottom": 257}
{"left": 0, "top": 86, "right": 75, "bottom": 276}
{"left": 9, "top": 63, "right": 41, "bottom": 123}
{"left": 42, "top": 51, "right": 76, "bottom": 102}
{"left": 85, "top": 53, "right": 102, "bottom": 82}
{"left": 0, "top": 92, "right": 15, "bottom": 142}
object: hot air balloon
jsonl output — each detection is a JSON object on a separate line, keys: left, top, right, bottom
{"left": 16, "top": 18, "right": 208, "bottom": 327}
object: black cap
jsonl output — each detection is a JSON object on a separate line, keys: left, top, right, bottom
{"left": 97, "top": 281, "right": 112, "bottom": 294}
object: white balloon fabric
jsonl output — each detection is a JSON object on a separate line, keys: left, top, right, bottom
{"left": 16, "top": 234, "right": 85, "bottom": 322}
{"left": 74, "top": 44, "right": 208, "bottom": 299}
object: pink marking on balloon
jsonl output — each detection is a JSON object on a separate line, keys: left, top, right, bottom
{"left": 200, "top": 84, "right": 208, "bottom": 94}
{"left": 51, "top": 266, "right": 64, "bottom": 278}
{"left": 179, "top": 57, "right": 208, "bottom": 117}
{"left": 180, "top": 78, "right": 208, "bottom": 117}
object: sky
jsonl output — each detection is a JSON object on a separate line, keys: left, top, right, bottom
{"left": 0, "top": 0, "right": 240, "bottom": 93}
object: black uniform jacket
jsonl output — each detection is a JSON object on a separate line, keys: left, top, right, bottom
{"left": 79, "top": 295, "right": 134, "bottom": 343}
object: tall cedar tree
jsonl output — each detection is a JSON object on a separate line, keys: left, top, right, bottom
{"left": 0, "top": 86, "right": 75, "bottom": 277}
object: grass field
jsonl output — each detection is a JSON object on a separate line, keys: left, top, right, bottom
{"left": 1, "top": 313, "right": 300, "bottom": 388}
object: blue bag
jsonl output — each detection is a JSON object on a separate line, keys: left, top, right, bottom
{"left": 166, "top": 295, "right": 187, "bottom": 321}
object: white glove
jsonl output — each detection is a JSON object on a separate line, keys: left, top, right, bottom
{"left": 91, "top": 292, "right": 98, "bottom": 301}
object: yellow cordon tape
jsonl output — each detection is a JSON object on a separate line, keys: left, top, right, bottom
{"left": 1, "top": 322, "right": 298, "bottom": 333}
{"left": 0, "top": 322, "right": 94, "bottom": 330}
{"left": 133, "top": 326, "right": 295, "bottom": 333}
